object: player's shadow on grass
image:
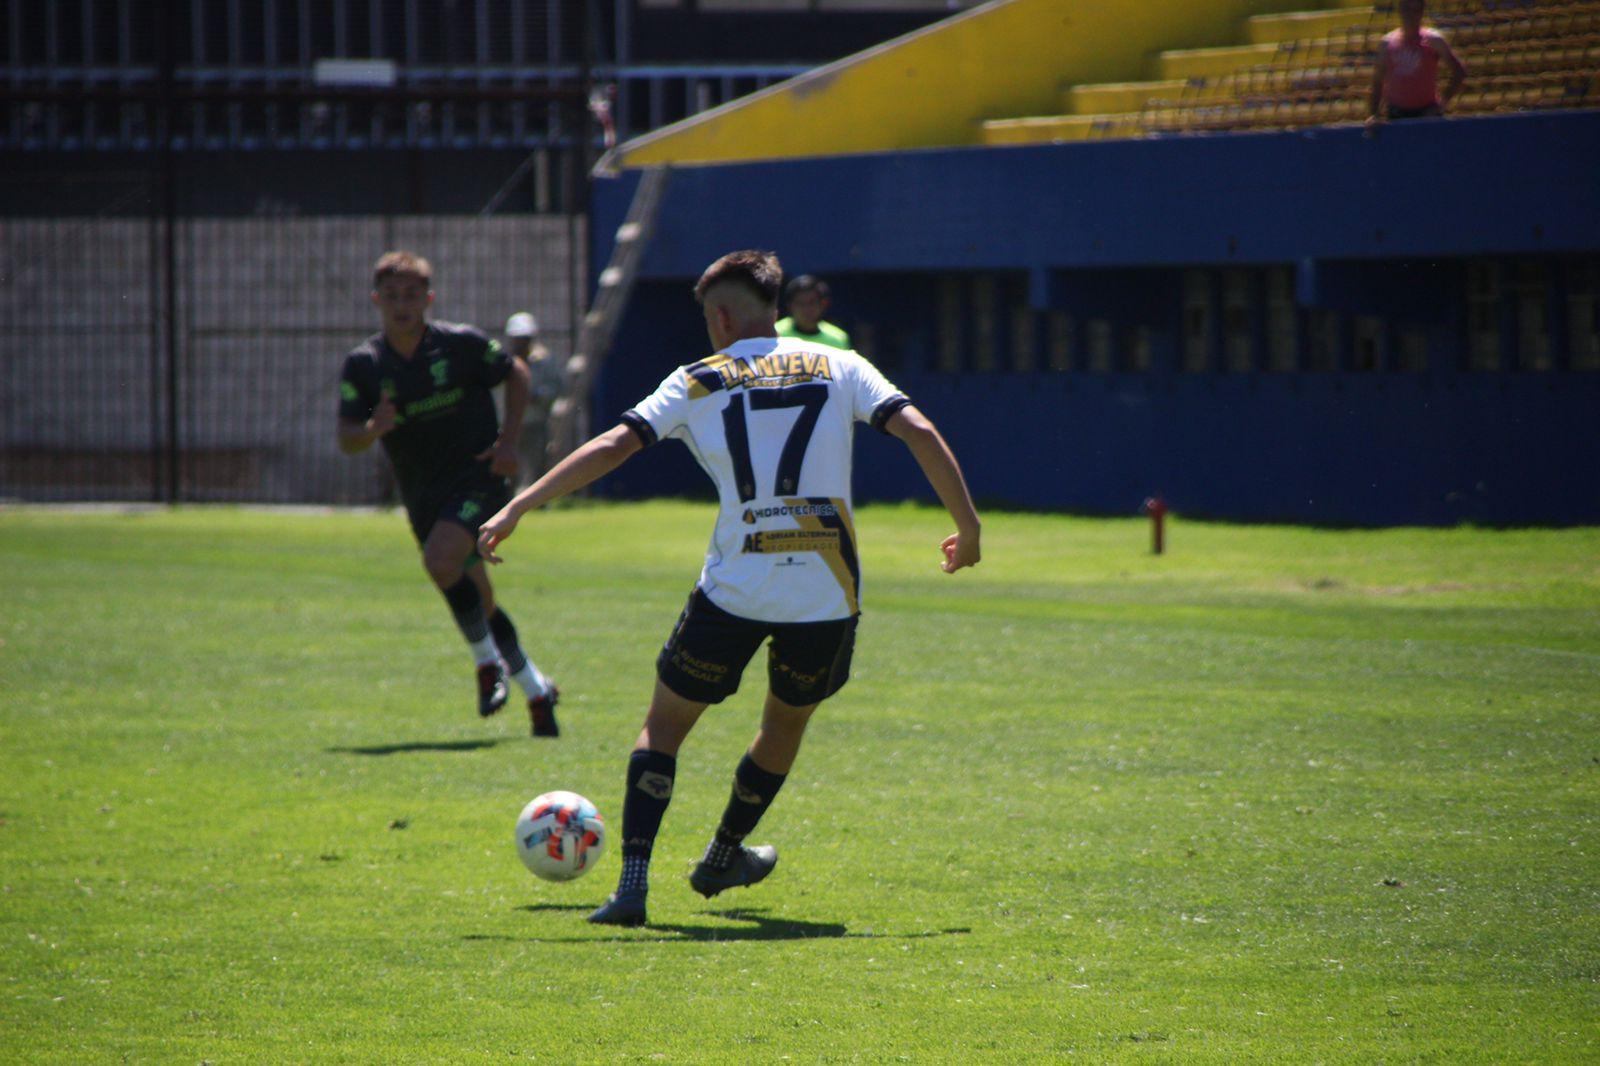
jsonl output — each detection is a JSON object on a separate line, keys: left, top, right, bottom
{"left": 472, "top": 906, "right": 972, "bottom": 944}
{"left": 656, "top": 908, "right": 850, "bottom": 941}
{"left": 327, "top": 739, "right": 504, "bottom": 756}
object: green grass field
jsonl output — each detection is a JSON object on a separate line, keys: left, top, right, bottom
{"left": 2, "top": 502, "right": 1597, "bottom": 1063}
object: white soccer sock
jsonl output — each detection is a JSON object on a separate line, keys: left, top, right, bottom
{"left": 469, "top": 635, "right": 500, "bottom": 667}
{"left": 509, "top": 660, "right": 551, "bottom": 698}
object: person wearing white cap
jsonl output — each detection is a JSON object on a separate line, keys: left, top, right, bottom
{"left": 504, "top": 312, "right": 563, "bottom": 486}
{"left": 504, "top": 312, "right": 540, "bottom": 355}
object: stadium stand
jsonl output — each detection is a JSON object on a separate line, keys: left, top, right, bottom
{"left": 587, "top": 0, "right": 1600, "bottom": 525}
{"left": 4, "top": 1, "right": 1596, "bottom": 520}
{"left": 981, "top": 0, "right": 1599, "bottom": 144}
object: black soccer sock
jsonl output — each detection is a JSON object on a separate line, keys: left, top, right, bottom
{"left": 487, "top": 608, "right": 528, "bottom": 674}
{"left": 705, "top": 753, "right": 787, "bottom": 869}
{"left": 617, "top": 854, "right": 650, "bottom": 898}
{"left": 440, "top": 575, "right": 490, "bottom": 644}
{"left": 618, "top": 750, "right": 677, "bottom": 894}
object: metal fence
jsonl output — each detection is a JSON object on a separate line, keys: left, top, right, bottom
{"left": 0, "top": 188, "right": 586, "bottom": 504}
{"left": 0, "top": 0, "right": 809, "bottom": 153}
{"left": 2, "top": 0, "right": 596, "bottom": 504}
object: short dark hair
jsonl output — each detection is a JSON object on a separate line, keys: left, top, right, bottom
{"left": 784, "top": 274, "right": 830, "bottom": 301}
{"left": 373, "top": 250, "right": 431, "bottom": 289}
{"left": 694, "top": 250, "right": 782, "bottom": 306}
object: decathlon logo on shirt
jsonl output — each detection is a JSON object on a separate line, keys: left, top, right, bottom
{"left": 742, "top": 502, "right": 840, "bottom": 524}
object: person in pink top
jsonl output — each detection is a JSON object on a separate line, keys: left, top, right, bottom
{"left": 1366, "top": 0, "right": 1466, "bottom": 126}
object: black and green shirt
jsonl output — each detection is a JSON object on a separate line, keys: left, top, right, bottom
{"left": 338, "top": 321, "right": 512, "bottom": 505}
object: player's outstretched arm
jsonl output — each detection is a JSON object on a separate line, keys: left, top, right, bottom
{"left": 885, "top": 405, "right": 981, "bottom": 573}
{"left": 477, "top": 423, "right": 643, "bottom": 563}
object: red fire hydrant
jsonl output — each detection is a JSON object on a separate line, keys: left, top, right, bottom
{"left": 1142, "top": 495, "right": 1167, "bottom": 555}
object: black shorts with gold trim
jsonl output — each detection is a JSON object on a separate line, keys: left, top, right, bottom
{"left": 656, "top": 587, "right": 858, "bottom": 706}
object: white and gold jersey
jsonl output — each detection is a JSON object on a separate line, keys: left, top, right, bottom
{"left": 621, "top": 336, "right": 910, "bottom": 623}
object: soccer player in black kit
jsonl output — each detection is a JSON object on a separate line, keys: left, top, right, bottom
{"left": 337, "top": 251, "right": 560, "bottom": 735}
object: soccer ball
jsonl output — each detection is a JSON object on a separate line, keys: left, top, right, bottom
{"left": 514, "top": 791, "right": 606, "bottom": 882}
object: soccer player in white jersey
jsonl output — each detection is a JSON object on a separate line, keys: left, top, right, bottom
{"left": 477, "top": 250, "right": 981, "bottom": 927}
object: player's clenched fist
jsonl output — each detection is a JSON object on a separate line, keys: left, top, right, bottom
{"left": 940, "top": 531, "right": 981, "bottom": 573}
{"left": 368, "top": 390, "right": 399, "bottom": 437}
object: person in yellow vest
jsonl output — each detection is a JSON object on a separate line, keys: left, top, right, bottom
{"left": 776, "top": 274, "right": 851, "bottom": 350}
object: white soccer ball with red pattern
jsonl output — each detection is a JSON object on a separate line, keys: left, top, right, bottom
{"left": 514, "top": 791, "right": 606, "bottom": 882}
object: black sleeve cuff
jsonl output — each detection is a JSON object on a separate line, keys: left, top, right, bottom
{"left": 869, "top": 394, "right": 912, "bottom": 434}
{"left": 620, "top": 411, "right": 658, "bottom": 448}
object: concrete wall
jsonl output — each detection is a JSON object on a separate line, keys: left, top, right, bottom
{"left": 1, "top": 215, "right": 582, "bottom": 502}
{"left": 600, "top": 111, "right": 1600, "bottom": 276}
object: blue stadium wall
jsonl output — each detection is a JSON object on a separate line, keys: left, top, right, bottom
{"left": 589, "top": 110, "right": 1600, "bottom": 525}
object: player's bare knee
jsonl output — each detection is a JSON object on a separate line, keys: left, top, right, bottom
{"left": 422, "top": 547, "right": 462, "bottom": 588}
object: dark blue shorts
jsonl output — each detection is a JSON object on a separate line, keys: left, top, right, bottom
{"left": 656, "top": 588, "right": 858, "bottom": 707}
